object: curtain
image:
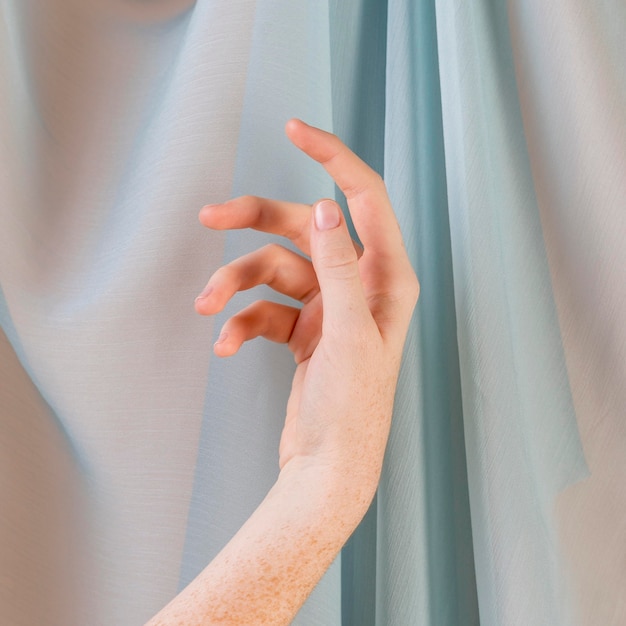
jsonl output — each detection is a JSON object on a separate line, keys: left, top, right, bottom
{"left": 1, "top": 1, "right": 624, "bottom": 624}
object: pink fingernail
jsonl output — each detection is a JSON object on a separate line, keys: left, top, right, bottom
{"left": 315, "top": 200, "right": 341, "bottom": 230}
{"left": 214, "top": 331, "right": 228, "bottom": 345}
{"left": 195, "top": 285, "right": 213, "bottom": 301}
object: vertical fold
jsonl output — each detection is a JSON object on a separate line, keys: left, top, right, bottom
{"left": 434, "top": 1, "right": 588, "bottom": 624}
{"left": 379, "top": 1, "right": 479, "bottom": 624}
{"left": 509, "top": 2, "right": 626, "bottom": 623}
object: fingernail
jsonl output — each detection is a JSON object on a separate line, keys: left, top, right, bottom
{"left": 214, "top": 331, "right": 228, "bottom": 345}
{"left": 199, "top": 204, "right": 218, "bottom": 220}
{"left": 314, "top": 200, "right": 341, "bottom": 231}
{"left": 195, "top": 285, "right": 213, "bottom": 301}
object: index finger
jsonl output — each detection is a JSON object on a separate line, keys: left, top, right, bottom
{"left": 285, "top": 119, "right": 405, "bottom": 258}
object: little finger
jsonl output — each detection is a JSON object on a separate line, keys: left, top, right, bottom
{"left": 214, "top": 301, "right": 300, "bottom": 357}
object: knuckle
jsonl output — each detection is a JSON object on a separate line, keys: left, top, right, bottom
{"left": 408, "top": 273, "right": 420, "bottom": 303}
{"left": 319, "top": 248, "right": 359, "bottom": 278}
{"left": 391, "top": 265, "right": 420, "bottom": 302}
{"left": 319, "top": 143, "right": 342, "bottom": 166}
{"left": 260, "top": 242, "right": 284, "bottom": 258}
{"left": 237, "top": 194, "right": 260, "bottom": 205}
{"left": 211, "top": 263, "right": 233, "bottom": 283}
{"left": 370, "top": 171, "right": 385, "bottom": 189}
{"left": 396, "top": 276, "right": 420, "bottom": 309}
{"left": 234, "top": 195, "right": 263, "bottom": 221}
{"left": 346, "top": 171, "right": 384, "bottom": 200}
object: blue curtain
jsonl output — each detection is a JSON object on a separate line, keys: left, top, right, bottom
{"left": 1, "top": 1, "right": 624, "bottom": 624}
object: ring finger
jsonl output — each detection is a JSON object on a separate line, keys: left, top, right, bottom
{"left": 195, "top": 244, "right": 318, "bottom": 315}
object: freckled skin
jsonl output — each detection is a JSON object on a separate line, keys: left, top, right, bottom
{"left": 150, "top": 464, "right": 376, "bottom": 625}
{"left": 146, "top": 120, "right": 418, "bottom": 625}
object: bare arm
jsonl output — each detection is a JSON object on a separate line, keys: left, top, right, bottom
{"left": 146, "top": 120, "right": 419, "bottom": 625}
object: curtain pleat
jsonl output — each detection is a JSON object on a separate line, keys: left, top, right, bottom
{"left": 1, "top": 1, "right": 625, "bottom": 624}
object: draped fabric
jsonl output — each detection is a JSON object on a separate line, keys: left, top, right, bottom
{"left": 1, "top": 1, "right": 624, "bottom": 624}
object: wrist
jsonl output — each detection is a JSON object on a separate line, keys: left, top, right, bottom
{"left": 276, "top": 454, "right": 380, "bottom": 532}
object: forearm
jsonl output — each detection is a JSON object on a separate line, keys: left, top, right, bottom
{"left": 145, "top": 457, "right": 377, "bottom": 626}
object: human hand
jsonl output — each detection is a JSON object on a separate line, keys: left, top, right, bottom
{"left": 195, "top": 119, "right": 419, "bottom": 499}
{"left": 146, "top": 122, "right": 418, "bottom": 625}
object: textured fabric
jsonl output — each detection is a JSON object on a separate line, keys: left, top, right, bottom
{"left": 1, "top": 1, "right": 625, "bottom": 624}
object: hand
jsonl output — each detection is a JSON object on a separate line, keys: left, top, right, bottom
{"left": 147, "top": 122, "right": 418, "bottom": 625}
{"left": 195, "top": 119, "right": 419, "bottom": 492}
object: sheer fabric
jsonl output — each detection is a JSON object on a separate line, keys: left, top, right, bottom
{"left": 1, "top": 1, "right": 624, "bottom": 624}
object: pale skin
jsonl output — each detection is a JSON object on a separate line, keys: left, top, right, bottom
{"left": 145, "top": 119, "right": 419, "bottom": 625}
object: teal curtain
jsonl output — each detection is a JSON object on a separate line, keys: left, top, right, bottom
{"left": 1, "top": 1, "right": 624, "bottom": 624}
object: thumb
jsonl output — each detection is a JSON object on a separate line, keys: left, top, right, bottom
{"left": 310, "top": 199, "right": 369, "bottom": 331}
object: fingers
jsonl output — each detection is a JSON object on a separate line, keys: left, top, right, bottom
{"left": 195, "top": 244, "right": 318, "bottom": 316}
{"left": 200, "top": 196, "right": 313, "bottom": 256}
{"left": 287, "top": 119, "right": 419, "bottom": 343}
{"left": 285, "top": 119, "right": 405, "bottom": 258}
{"left": 213, "top": 301, "right": 300, "bottom": 357}
{"left": 201, "top": 196, "right": 363, "bottom": 260}
{"left": 207, "top": 198, "right": 376, "bottom": 358}
{"left": 197, "top": 121, "right": 420, "bottom": 354}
